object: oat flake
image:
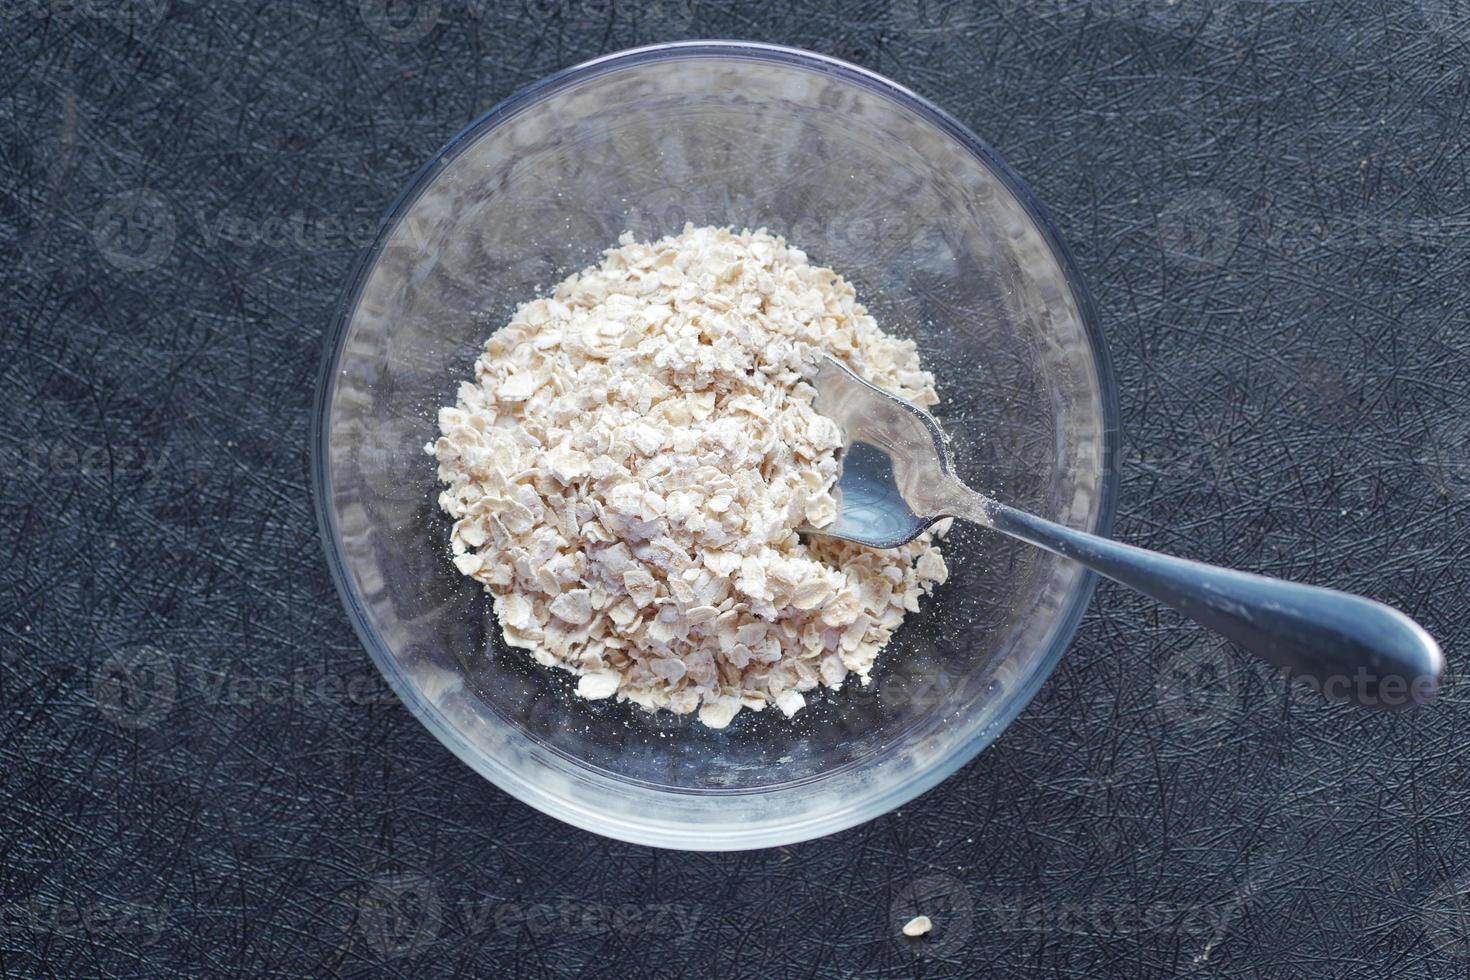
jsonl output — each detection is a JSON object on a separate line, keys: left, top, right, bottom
{"left": 429, "top": 225, "right": 949, "bottom": 728}
{"left": 902, "top": 915, "right": 933, "bottom": 937}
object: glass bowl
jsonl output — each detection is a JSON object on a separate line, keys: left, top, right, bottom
{"left": 312, "top": 41, "right": 1118, "bottom": 850}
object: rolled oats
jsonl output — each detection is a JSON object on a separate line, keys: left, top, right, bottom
{"left": 902, "top": 915, "right": 933, "bottom": 937}
{"left": 429, "top": 226, "right": 949, "bottom": 729}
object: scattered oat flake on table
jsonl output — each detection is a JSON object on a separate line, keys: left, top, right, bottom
{"left": 429, "top": 225, "right": 951, "bottom": 729}
{"left": 902, "top": 915, "right": 933, "bottom": 937}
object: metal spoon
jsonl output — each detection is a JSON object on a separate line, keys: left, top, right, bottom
{"left": 805, "top": 356, "right": 1444, "bottom": 709}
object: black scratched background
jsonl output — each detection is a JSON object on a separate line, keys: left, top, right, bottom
{"left": 3, "top": 0, "right": 1470, "bottom": 977}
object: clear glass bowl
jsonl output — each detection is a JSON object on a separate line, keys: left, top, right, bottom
{"left": 312, "top": 41, "right": 1118, "bottom": 850}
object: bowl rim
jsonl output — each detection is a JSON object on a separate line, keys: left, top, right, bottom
{"left": 311, "top": 39, "right": 1120, "bottom": 850}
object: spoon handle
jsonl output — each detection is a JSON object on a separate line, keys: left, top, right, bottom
{"left": 946, "top": 490, "right": 1443, "bottom": 708}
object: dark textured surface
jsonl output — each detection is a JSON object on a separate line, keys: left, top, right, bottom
{"left": 3, "top": 1, "right": 1468, "bottom": 976}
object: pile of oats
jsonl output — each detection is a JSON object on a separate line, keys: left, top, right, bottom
{"left": 429, "top": 225, "right": 948, "bottom": 729}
